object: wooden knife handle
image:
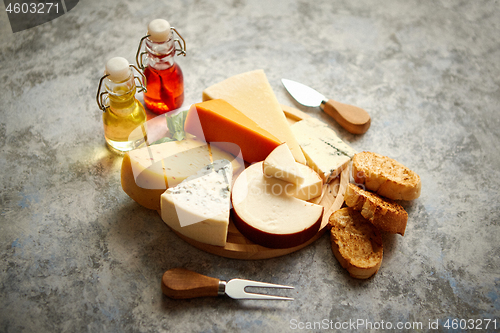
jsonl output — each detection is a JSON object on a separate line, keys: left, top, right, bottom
{"left": 321, "top": 99, "right": 371, "bottom": 134}
{"left": 161, "top": 268, "right": 221, "bottom": 299}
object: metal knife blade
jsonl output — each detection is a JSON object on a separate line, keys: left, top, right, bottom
{"left": 281, "top": 78, "right": 325, "bottom": 107}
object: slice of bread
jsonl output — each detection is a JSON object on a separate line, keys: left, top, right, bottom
{"left": 345, "top": 183, "right": 408, "bottom": 236}
{"left": 352, "top": 151, "right": 421, "bottom": 201}
{"left": 329, "top": 207, "right": 383, "bottom": 279}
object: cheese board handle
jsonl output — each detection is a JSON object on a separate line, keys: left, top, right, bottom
{"left": 321, "top": 99, "right": 371, "bottom": 134}
{"left": 161, "top": 268, "right": 221, "bottom": 299}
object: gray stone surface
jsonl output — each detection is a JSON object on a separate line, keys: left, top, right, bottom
{"left": 1, "top": 0, "right": 499, "bottom": 332}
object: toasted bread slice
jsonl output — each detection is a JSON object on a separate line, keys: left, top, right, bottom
{"left": 345, "top": 183, "right": 408, "bottom": 236}
{"left": 330, "top": 207, "right": 383, "bottom": 279}
{"left": 352, "top": 152, "right": 421, "bottom": 201}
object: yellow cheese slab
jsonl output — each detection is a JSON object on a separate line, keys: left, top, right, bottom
{"left": 202, "top": 69, "right": 306, "bottom": 164}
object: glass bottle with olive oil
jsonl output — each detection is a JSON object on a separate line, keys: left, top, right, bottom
{"left": 96, "top": 57, "right": 148, "bottom": 154}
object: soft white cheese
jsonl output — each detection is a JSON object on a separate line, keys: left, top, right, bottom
{"left": 263, "top": 143, "right": 305, "bottom": 185}
{"left": 232, "top": 162, "right": 323, "bottom": 235}
{"left": 282, "top": 163, "right": 323, "bottom": 201}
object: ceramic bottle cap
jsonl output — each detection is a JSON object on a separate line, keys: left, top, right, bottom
{"left": 148, "top": 19, "right": 172, "bottom": 42}
{"left": 105, "top": 57, "right": 130, "bottom": 82}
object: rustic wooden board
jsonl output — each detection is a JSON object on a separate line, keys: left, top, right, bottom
{"left": 167, "top": 105, "right": 349, "bottom": 260}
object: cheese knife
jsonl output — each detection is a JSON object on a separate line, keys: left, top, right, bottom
{"left": 281, "top": 78, "right": 371, "bottom": 134}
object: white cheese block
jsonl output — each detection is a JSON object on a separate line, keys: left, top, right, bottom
{"left": 128, "top": 134, "right": 211, "bottom": 189}
{"left": 290, "top": 117, "right": 357, "bottom": 183}
{"left": 283, "top": 163, "right": 323, "bottom": 201}
{"left": 127, "top": 133, "right": 244, "bottom": 189}
{"left": 202, "top": 69, "right": 306, "bottom": 164}
{"left": 263, "top": 143, "right": 305, "bottom": 185}
{"left": 122, "top": 134, "right": 244, "bottom": 211}
{"left": 231, "top": 162, "right": 323, "bottom": 249}
{"left": 161, "top": 159, "right": 232, "bottom": 247}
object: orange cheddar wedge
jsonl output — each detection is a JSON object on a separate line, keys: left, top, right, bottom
{"left": 185, "top": 99, "right": 282, "bottom": 163}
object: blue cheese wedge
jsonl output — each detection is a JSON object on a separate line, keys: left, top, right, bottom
{"left": 160, "top": 159, "right": 232, "bottom": 246}
{"left": 290, "top": 118, "right": 357, "bottom": 183}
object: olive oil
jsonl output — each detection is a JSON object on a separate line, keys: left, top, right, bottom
{"left": 103, "top": 97, "right": 147, "bottom": 153}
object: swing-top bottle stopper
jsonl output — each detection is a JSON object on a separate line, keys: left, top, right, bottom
{"left": 105, "top": 56, "right": 131, "bottom": 82}
{"left": 147, "top": 19, "right": 172, "bottom": 43}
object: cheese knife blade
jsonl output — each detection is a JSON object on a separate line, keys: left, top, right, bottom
{"left": 281, "top": 78, "right": 326, "bottom": 107}
{"left": 281, "top": 78, "right": 371, "bottom": 134}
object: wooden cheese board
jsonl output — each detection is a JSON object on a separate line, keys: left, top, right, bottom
{"left": 167, "top": 105, "right": 350, "bottom": 259}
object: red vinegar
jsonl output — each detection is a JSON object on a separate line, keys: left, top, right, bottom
{"left": 137, "top": 19, "right": 187, "bottom": 115}
{"left": 143, "top": 63, "right": 184, "bottom": 114}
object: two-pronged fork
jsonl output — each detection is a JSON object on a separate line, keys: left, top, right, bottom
{"left": 162, "top": 268, "right": 294, "bottom": 300}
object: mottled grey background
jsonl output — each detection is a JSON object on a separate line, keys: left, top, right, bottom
{"left": 1, "top": 0, "right": 499, "bottom": 332}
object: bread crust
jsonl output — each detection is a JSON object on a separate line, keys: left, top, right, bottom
{"left": 345, "top": 183, "right": 408, "bottom": 236}
{"left": 329, "top": 208, "right": 383, "bottom": 279}
{"left": 352, "top": 151, "right": 421, "bottom": 201}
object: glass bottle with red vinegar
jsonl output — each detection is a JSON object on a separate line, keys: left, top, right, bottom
{"left": 136, "top": 19, "right": 187, "bottom": 114}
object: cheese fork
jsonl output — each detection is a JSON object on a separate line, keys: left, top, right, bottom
{"left": 162, "top": 268, "right": 294, "bottom": 300}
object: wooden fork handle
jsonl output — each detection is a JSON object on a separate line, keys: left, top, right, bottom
{"left": 161, "top": 268, "right": 221, "bottom": 299}
{"left": 321, "top": 99, "right": 371, "bottom": 134}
